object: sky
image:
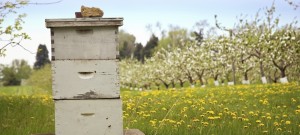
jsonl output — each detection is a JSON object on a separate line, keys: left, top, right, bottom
{"left": 0, "top": 0, "right": 299, "bottom": 66}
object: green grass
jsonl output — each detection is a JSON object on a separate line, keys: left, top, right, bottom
{"left": 122, "top": 83, "right": 300, "bottom": 135}
{"left": 0, "top": 83, "right": 300, "bottom": 135}
{"left": 0, "top": 86, "right": 48, "bottom": 95}
{"left": 0, "top": 86, "right": 54, "bottom": 135}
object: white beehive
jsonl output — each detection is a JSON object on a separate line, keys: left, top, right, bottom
{"left": 46, "top": 18, "right": 123, "bottom": 60}
{"left": 46, "top": 17, "right": 123, "bottom": 135}
{"left": 55, "top": 99, "right": 123, "bottom": 135}
{"left": 50, "top": 26, "right": 118, "bottom": 60}
{"left": 52, "top": 60, "right": 120, "bottom": 99}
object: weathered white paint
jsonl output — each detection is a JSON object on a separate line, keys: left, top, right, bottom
{"left": 242, "top": 80, "right": 250, "bottom": 85}
{"left": 55, "top": 99, "right": 123, "bottom": 135}
{"left": 52, "top": 60, "right": 120, "bottom": 99}
{"left": 280, "top": 77, "right": 289, "bottom": 84}
{"left": 45, "top": 18, "right": 123, "bottom": 28}
{"left": 261, "top": 76, "right": 267, "bottom": 84}
{"left": 47, "top": 17, "right": 124, "bottom": 135}
{"left": 51, "top": 27, "right": 118, "bottom": 60}
{"left": 228, "top": 82, "right": 234, "bottom": 85}
{"left": 214, "top": 81, "right": 219, "bottom": 86}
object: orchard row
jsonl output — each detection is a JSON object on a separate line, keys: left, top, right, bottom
{"left": 120, "top": 5, "right": 300, "bottom": 90}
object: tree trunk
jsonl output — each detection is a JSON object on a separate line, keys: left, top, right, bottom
{"left": 232, "top": 61, "right": 236, "bottom": 85}
{"left": 259, "top": 61, "right": 265, "bottom": 77}
{"left": 155, "top": 82, "right": 160, "bottom": 90}
{"left": 280, "top": 68, "right": 286, "bottom": 78}
{"left": 179, "top": 79, "right": 184, "bottom": 87}
{"left": 214, "top": 74, "right": 219, "bottom": 81}
{"left": 159, "top": 79, "right": 169, "bottom": 89}
{"left": 196, "top": 69, "right": 205, "bottom": 86}
{"left": 186, "top": 71, "right": 194, "bottom": 85}
{"left": 244, "top": 68, "right": 252, "bottom": 81}
{"left": 171, "top": 80, "right": 176, "bottom": 88}
{"left": 272, "top": 60, "right": 287, "bottom": 78}
{"left": 244, "top": 72, "right": 248, "bottom": 81}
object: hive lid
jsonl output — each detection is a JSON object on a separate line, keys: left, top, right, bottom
{"left": 45, "top": 17, "right": 123, "bottom": 28}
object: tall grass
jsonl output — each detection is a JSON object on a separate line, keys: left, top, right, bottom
{"left": 0, "top": 86, "right": 54, "bottom": 135}
{"left": 0, "top": 83, "right": 299, "bottom": 134}
{"left": 122, "top": 83, "right": 300, "bottom": 135}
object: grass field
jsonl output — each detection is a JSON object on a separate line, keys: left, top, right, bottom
{"left": 0, "top": 83, "right": 299, "bottom": 135}
{"left": 0, "top": 86, "right": 54, "bottom": 135}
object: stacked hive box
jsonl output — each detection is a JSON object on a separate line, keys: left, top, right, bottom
{"left": 45, "top": 18, "right": 123, "bottom": 135}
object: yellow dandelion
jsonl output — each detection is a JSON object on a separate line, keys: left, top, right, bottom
{"left": 208, "top": 117, "right": 215, "bottom": 120}
{"left": 285, "top": 121, "right": 291, "bottom": 125}
{"left": 201, "top": 122, "right": 209, "bottom": 126}
{"left": 192, "top": 118, "right": 200, "bottom": 122}
{"left": 256, "top": 120, "right": 261, "bottom": 123}
{"left": 242, "top": 118, "right": 249, "bottom": 121}
{"left": 207, "top": 111, "right": 215, "bottom": 115}
{"left": 249, "top": 111, "right": 254, "bottom": 115}
{"left": 277, "top": 128, "right": 282, "bottom": 131}
{"left": 150, "top": 110, "right": 156, "bottom": 113}
{"left": 273, "top": 122, "right": 279, "bottom": 126}
{"left": 132, "top": 120, "right": 137, "bottom": 123}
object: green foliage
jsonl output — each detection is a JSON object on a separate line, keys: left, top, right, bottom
{"left": 0, "top": 0, "right": 30, "bottom": 57}
{"left": 156, "top": 27, "right": 189, "bottom": 52}
{"left": 118, "top": 30, "right": 136, "bottom": 59}
{"left": 143, "top": 34, "right": 159, "bottom": 58}
{"left": 133, "top": 43, "right": 144, "bottom": 62}
{"left": 27, "top": 64, "right": 52, "bottom": 94}
{"left": 1, "top": 59, "right": 31, "bottom": 86}
{"left": 33, "top": 44, "right": 50, "bottom": 70}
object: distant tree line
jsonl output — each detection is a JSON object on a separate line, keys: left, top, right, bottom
{"left": 0, "top": 44, "right": 50, "bottom": 86}
{"left": 118, "top": 30, "right": 159, "bottom": 63}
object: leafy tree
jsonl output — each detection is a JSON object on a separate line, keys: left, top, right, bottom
{"left": 133, "top": 43, "right": 144, "bottom": 62}
{"left": 269, "top": 24, "right": 299, "bottom": 82}
{"left": 1, "top": 59, "right": 31, "bottom": 86}
{"left": 33, "top": 44, "right": 50, "bottom": 69}
{"left": 143, "top": 34, "right": 158, "bottom": 58}
{"left": 0, "top": 0, "right": 30, "bottom": 57}
{"left": 118, "top": 30, "right": 136, "bottom": 59}
{"left": 156, "top": 27, "right": 189, "bottom": 52}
